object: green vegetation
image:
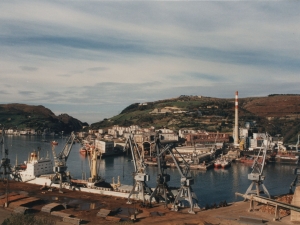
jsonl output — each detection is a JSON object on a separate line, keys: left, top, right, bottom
{"left": 91, "top": 95, "right": 300, "bottom": 144}
{"left": 0, "top": 104, "right": 87, "bottom": 133}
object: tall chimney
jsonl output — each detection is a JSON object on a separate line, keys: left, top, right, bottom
{"left": 234, "top": 91, "right": 239, "bottom": 146}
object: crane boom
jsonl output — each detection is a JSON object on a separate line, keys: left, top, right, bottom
{"left": 124, "top": 133, "right": 152, "bottom": 205}
{"left": 56, "top": 132, "right": 76, "bottom": 162}
{"left": 158, "top": 143, "right": 199, "bottom": 214}
{"left": 50, "top": 132, "right": 76, "bottom": 192}
{"left": 244, "top": 132, "right": 271, "bottom": 198}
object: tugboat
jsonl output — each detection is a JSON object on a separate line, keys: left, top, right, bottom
{"left": 214, "top": 154, "right": 231, "bottom": 169}
{"left": 214, "top": 158, "right": 222, "bottom": 168}
{"left": 221, "top": 159, "right": 231, "bottom": 168}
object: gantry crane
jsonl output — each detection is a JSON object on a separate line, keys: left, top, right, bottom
{"left": 288, "top": 134, "right": 300, "bottom": 194}
{"left": 0, "top": 129, "right": 13, "bottom": 207}
{"left": 159, "top": 143, "right": 199, "bottom": 214}
{"left": 149, "top": 134, "right": 175, "bottom": 208}
{"left": 0, "top": 129, "right": 12, "bottom": 180}
{"left": 244, "top": 132, "right": 271, "bottom": 198}
{"left": 125, "top": 133, "right": 152, "bottom": 205}
{"left": 50, "top": 132, "right": 76, "bottom": 192}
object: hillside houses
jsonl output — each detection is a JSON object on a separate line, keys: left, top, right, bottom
{"left": 81, "top": 125, "right": 230, "bottom": 153}
{"left": 0, "top": 128, "right": 54, "bottom": 135}
{"left": 149, "top": 107, "right": 201, "bottom": 116}
{"left": 185, "top": 132, "right": 230, "bottom": 146}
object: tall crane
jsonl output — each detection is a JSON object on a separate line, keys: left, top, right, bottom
{"left": 50, "top": 132, "right": 76, "bottom": 192}
{"left": 289, "top": 134, "right": 300, "bottom": 194}
{"left": 244, "top": 132, "right": 271, "bottom": 198}
{"left": 0, "top": 129, "right": 13, "bottom": 208}
{"left": 125, "top": 133, "right": 152, "bottom": 205}
{"left": 159, "top": 143, "right": 199, "bottom": 214}
{"left": 0, "top": 129, "right": 12, "bottom": 180}
{"left": 149, "top": 134, "right": 175, "bottom": 208}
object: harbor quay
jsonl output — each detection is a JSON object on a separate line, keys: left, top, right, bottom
{"left": 0, "top": 180, "right": 297, "bottom": 225}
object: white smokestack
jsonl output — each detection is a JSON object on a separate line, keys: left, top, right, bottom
{"left": 234, "top": 91, "right": 239, "bottom": 146}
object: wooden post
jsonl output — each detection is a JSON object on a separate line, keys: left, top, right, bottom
{"left": 274, "top": 204, "right": 280, "bottom": 221}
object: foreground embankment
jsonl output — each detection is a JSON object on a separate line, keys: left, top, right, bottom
{"left": 0, "top": 180, "right": 296, "bottom": 225}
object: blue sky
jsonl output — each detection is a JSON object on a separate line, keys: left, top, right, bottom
{"left": 1, "top": 1, "right": 300, "bottom": 124}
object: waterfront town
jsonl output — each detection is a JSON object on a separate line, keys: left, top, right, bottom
{"left": 1, "top": 118, "right": 299, "bottom": 165}
{"left": 1, "top": 94, "right": 300, "bottom": 224}
{"left": 1, "top": 120, "right": 300, "bottom": 225}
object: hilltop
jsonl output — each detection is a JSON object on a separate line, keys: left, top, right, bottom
{"left": 0, "top": 103, "right": 88, "bottom": 133}
{"left": 91, "top": 94, "right": 300, "bottom": 144}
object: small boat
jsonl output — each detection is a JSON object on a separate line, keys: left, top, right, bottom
{"left": 214, "top": 154, "right": 231, "bottom": 169}
{"left": 214, "top": 159, "right": 222, "bottom": 168}
{"left": 84, "top": 144, "right": 95, "bottom": 154}
{"left": 221, "top": 160, "right": 231, "bottom": 168}
{"left": 275, "top": 151, "right": 299, "bottom": 164}
{"left": 80, "top": 147, "right": 87, "bottom": 155}
{"left": 51, "top": 141, "right": 58, "bottom": 146}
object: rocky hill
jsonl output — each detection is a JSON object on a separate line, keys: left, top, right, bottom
{"left": 0, "top": 104, "right": 88, "bottom": 133}
{"left": 91, "top": 94, "right": 300, "bottom": 144}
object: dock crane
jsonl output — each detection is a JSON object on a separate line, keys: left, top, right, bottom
{"left": 50, "top": 132, "right": 76, "bottom": 192}
{"left": 0, "top": 129, "right": 13, "bottom": 208}
{"left": 288, "top": 134, "right": 300, "bottom": 194}
{"left": 0, "top": 129, "right": 12, "bottom": 180}
{"left": 244, "top": 132, "right": 271, "bottom": 199}
{"left": 159, "top": 143, "right": 199, "bottom": 214}
{"left": 149, "top": 134, "right": 175, "bottom": 208}
{"left": 125, "top": 133, "right": 152, "bottom": 205}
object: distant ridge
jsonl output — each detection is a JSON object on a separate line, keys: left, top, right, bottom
{"left": 0, "top": 103, "right": 88, "bottom": 133}
{"left": 91, "top": 94, "right": 300, "bottom": 143}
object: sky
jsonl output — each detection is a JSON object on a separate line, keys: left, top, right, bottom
{"left": 1, "top": 1, "right": 300, "bottom": 124}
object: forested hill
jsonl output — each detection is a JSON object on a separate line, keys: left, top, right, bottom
{"left": 0, "top": 103, "right": 88, "bottom": 133}
{"left": 91, "top": 94, "right": 300, "bottom": 144}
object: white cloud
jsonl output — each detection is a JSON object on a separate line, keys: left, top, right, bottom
{"left": 0, "top": 1, "right": 300, "bottom": 123}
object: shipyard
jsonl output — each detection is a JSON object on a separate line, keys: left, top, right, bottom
{"left": 1, "top": 1, "right": 300, "bottom": 224}
{"left": 1, "top": 93, "right": 300, "bottom": 225}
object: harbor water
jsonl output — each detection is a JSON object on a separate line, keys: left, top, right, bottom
{"left": 2, "top": 135, "right": 298, "bottom": 207}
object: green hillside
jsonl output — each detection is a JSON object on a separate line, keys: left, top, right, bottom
{"left": 91, "top": 95, "right": 300, "bottom": 144}
{"left": 0, "top": 104, "right": 87, "bottom": 133}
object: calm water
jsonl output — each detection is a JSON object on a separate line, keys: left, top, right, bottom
{"left": 2, "top": 135, "right": 298, "bottom": 207}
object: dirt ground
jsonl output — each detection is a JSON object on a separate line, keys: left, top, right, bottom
{"left": 0, "top": 180, "right": 297, "bottom": 225}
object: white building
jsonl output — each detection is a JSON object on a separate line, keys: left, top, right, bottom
{"left": 7, "top": 129, "right": 14, "bottom": 135}
{"left": 95, "top": 139, "right": 114, "bottom": 155}
{"left": 239, "top": 128, "right": 248, "bottom": 138}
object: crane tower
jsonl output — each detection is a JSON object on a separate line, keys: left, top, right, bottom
{"left": 50, "top": 132, "right": 76, "bottom": 192}
{"left": 125, "top": 133, "right": 152, "bottom": 205}
{"left": 244, "top": 132, "right": 271, "bottom": 198}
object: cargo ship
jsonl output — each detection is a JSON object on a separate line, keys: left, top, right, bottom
{"left": 13, "top": 150, "right": 53, "bottom": 182}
